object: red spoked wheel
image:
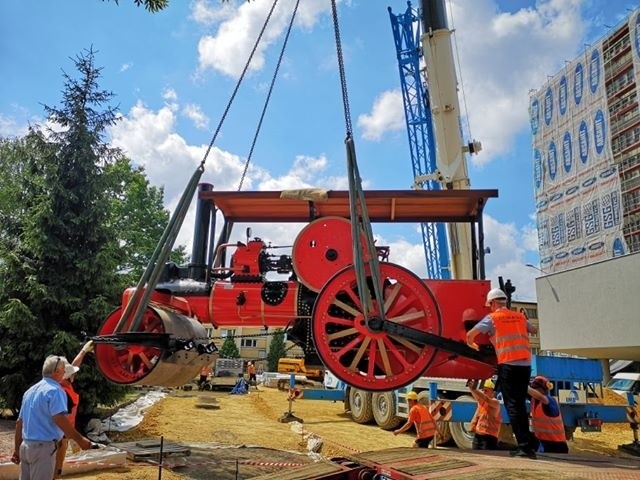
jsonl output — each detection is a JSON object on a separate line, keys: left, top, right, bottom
{"left": 312, "top": 262, "right": 442, "bottom": 391}
{"left": 95, "top": 307, "right": 164, "bottom": 385}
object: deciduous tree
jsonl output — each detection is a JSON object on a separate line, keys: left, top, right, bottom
{"left": 267, "top": 329, "right": 286, "bottom": 372}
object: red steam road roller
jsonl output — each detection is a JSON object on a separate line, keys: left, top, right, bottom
{"left": 94, "top": 185, "right": 498, "bottom": 391}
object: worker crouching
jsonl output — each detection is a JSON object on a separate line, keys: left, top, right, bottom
{"left": 393, "top": 391, "right": 440, "bottom": 448}
{"left": 528, "top": 375, "right": 569, "bottom": 454}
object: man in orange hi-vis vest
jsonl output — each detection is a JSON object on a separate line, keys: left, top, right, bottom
{"left": 467, "top": 288, "right": 538, "bottom": 459}
{"left": 528, "top": 375, "right": 569, "bottom": 453}
{"left": 468, "top": 378, "right": 502, "bottom": 450}
{"left": 393, "top": 391, "right": 440, "bottom": 448}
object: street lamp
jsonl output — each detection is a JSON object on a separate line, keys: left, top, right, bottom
{"left": 525, "top": 264, "right": 560, "bottom": 302}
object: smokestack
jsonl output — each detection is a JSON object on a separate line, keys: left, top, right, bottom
{"left": 189, "top": 183, "right": 213, "bottom": 281}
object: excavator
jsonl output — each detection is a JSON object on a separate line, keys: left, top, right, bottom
{"left": 91, "top": 0, "right": 499, "bottom": 393}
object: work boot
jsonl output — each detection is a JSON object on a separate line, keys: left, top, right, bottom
{"left": 509, "top": 447, "right": 537, "bottom": 459}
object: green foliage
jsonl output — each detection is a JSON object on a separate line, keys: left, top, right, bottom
{"left": 0, "top": 48, "right": 173, "bottom": 418}
{"left": 267, "top": 329, "right": 286, "bottom": 372}
{"left": 219, "top": 335, "right": 240, "bottom": 358}
{"left": 105, "top": 0, "right": 169, "bottom": 12}
{"left": 103, "top": 158, "right": 171, "bottom": 288}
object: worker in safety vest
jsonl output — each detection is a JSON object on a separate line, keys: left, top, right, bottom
{"left": 247, "top": 361, "right": 257, "bottom": 386}
{"left": 528, "top": 375, "right": 569, "bottom": 453}
{"left": 466, "top": 288, "right": 538, "bottom": 459}
{"left": 198, "top": 364, "right": 212, "bottom": 390}
{"left": 393, "top": 391, "right": 439, "bottom": 448}
{"left": 468, "top": 378, "right": 502, "bottom": 450}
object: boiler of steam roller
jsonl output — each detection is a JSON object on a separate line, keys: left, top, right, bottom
{"left": 94, "top": 185, "right": 499, "bottom": 391}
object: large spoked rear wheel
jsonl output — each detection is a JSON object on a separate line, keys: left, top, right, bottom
{"left": 312, "top": 262, "right": 441, "bottom": 391}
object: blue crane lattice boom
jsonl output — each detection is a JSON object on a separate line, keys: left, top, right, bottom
{"left": 388, "top": 2, "right": 451, "bottom": 279}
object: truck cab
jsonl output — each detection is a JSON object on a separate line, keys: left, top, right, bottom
{"left": 607, "top": 373, "right": 640, "bottom": 404}
{"left": 277, "top": 358, "right": 325, "bottom": 382}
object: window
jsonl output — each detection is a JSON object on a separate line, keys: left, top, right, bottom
{"left": 241, "top": 338, "right": 257, "bottom": 348}
{"left": 221, "top": 329, "right": 236, "bottom": 338}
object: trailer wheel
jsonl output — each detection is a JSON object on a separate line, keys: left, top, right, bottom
{"left": 372, "top": 392, "right": 402, "bottom": 430}
{"left": 449, "top": 395, "right": 475, "bottom": 450}
{"left": 349, "top": 388, "right": 374, "bottom": 424}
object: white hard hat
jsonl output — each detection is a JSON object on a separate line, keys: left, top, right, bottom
{"left": 485, "top": 288, "right": 507, "bottom": 306}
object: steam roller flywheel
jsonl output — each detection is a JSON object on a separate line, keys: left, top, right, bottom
{"left": 292, "top": 216, "right": 368, "bottom": 292}
{"left": 95, "top": 305, "right": 215, "bottom": 387}
{"left": 312, "top": 262, "right": 442, "bottom": 392}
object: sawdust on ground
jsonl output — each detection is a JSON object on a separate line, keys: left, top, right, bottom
{"left": 1, "top": 386, "right": 636, "bottom": 479}
{"left": 54, "top": 386, "right": 638, "bottom": 479}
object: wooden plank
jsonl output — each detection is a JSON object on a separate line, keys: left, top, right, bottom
{"left": 248, "top": 460, "right": 347, "bottom": 479}
{"left": 112, "top": 440, "right": 191, "bottom": 461}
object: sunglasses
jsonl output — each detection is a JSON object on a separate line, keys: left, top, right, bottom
{"left": 53, "top": 356, "right": 62, "bottom": 373}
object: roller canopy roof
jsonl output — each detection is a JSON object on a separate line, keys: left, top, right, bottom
{"left": 199, "top": 188, "right": 498, "bottom": 223}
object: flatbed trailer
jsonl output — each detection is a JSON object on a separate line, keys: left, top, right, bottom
{"left": 287, "top": 356, "right": 640, "bottom": 452}
{"left": 249, "top": 446, "right": 640, "bottom": 480}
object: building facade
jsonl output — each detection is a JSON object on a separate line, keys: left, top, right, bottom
{"left": 511, "top": 300, "right": 540, "bottom": 354}
{"left": 529, "top": 9, "right": 640, "bottom": 273}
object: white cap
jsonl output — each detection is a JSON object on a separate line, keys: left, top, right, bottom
{"left": 63, "top": 362, "right": 80, "bottom": 379}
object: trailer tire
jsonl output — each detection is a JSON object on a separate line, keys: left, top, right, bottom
{"left": 372, "top": 392, "right": 402, "bottom": 430}
{"left": 349, "top": 388, "right": 374, "bottom": 424}
{"left": 449, "top": 395, "right": 475, "bottom": 450}
{"left": 417, "top": 391, "right": 452, "bottom": 445}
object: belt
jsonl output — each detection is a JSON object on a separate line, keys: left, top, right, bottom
{"left": 22, "top": 439, "right": 60, "bottom": 455}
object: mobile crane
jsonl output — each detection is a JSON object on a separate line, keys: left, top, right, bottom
{"left": 390, "top": 0, "right": 481, "bottom": 281}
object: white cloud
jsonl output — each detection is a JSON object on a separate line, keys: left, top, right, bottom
{"left": 120, "top": 62, "right": 133, "bottom": 72}
{"left": 162, "top": 88, "right": 178, "bottom": 103}
{"left": 182, "top": 103, "right": 210, "bottom": 129}
{"left": 107, "top": 97, "right": 351, "bottom": 250}
{"left": 481, "top": 214, "right": 539, "bottom": 301}
{"left": 0, "top": 113, "right": 29, "bottom": 138}
{"left": 357, "top": 1, "right": 587, "bottom": 158}
{"left": 190, "top": 0, "right": 236, "bottom": 26}
{"left": 357, "top": 89, "right": 405, "bottom": 141}
{"left": 448, "top": 0, "right": 587, "bottom": 165}
{"left": 196, "top": 0, "right": 331, "bottom": 78}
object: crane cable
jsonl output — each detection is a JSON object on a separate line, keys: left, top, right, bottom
{"left": 116, "top": 0, "right": 282, "bottom": 334}
{"left": 237, "top": 0, "right": 301, "bottom": 191}
{"left": 330, "top": 0, "right": 386, "bottom": 321}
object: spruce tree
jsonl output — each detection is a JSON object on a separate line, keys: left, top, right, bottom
{"left": 219, "top": 334, "right": 240, "bottom": 358}
{"left": 0, "top": 48, "right": 126, "bottom": 414}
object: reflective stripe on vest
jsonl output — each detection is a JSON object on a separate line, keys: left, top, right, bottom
{"left": 532, "top": 400, "right": 566, "bottom": 442}
{"left": 491, "top": 309, "right": 531, "bottom": 364}
{"left": 470, "top": 401, "right": 501, "bottom": 438}
{"left": 413, "top": 404, "right": 436, "bottom": 439}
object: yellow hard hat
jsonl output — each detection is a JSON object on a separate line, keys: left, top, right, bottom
{"left": 483, "top": 379, "right": 496, "bottom": 390}
{"left": 406, "top": 391, "right": 419, "bottom": 401}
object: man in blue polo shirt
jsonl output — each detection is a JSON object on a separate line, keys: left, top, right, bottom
{"left": 12, "top": 355, "right": 93, "bottom": 479}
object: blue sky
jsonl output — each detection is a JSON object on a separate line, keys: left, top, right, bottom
{"left": 1, "top": 0, "right": 637, "bottom": 301}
